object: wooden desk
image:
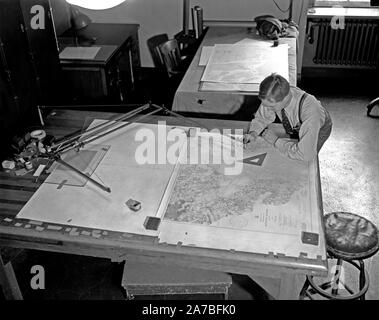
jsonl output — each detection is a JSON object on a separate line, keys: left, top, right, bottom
{"left": 58, "top": 23, "right": 140, "bottom": 103}
{"left": 0, "top": 109, "right": 327, "bottom": 300}
{"left": 172, "top": 26, "right": 297, "bottom": 116}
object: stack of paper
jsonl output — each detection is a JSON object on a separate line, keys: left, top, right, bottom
{"left": 59, "top": 46, "right": 101, "bottom": 60}
{"left": 198, "top": 40, "right": 289, "bottom": 92}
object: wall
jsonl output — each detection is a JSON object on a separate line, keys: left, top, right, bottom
{"left": 57, "top": 0, "right": 310, "bottom": 74}
{"left": 50, "top": 0, "right": 71, "bottom": 35}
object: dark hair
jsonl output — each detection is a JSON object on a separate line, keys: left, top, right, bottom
{"left": 258, "top": 73, "right": 290, "bottom": 102}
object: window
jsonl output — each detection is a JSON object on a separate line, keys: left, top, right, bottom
{"left": 313, "top": 0, "right": 371, "bottom": 7}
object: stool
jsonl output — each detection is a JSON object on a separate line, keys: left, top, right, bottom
{"left": 121, "top": 261, "right": 232, "bottom": 300}
{"left": 367, "top": 97, "right": 379, "bottom": 118}
{"left": 300, "top": 212, "right": 379, "bottom": 300}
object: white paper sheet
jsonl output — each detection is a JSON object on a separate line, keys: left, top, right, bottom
{"left": 17, "top": 121, "right": 188, "bottom": 236}
{"left": 200, "top": 81, "right": 259, "bottom": 92}
{"left": 199, "top": 46, "right": 214, "bottom": 66}
{"left": 201, "top": 43, "right": 289, "bottom": 84}
{"left": 59, "top": 46, "right": 101, "bottom": 60}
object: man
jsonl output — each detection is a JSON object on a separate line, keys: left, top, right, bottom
{"left": 243, "top": 73, "right": 332, "bottom": 161}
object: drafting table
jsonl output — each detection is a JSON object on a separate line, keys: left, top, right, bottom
{"left": 0, "top": 109, "right": 327, "bottom": 300}
{"left": 172, "top": 26, "right": 297, "bottom": 116}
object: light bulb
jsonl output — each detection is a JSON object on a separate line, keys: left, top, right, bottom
{"left": 65, "top": 0, "right": 125, "bottom": 10}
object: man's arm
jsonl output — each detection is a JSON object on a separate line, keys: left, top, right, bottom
{"left": 274, "top": 96, "right": 326, "bottom": 161}
{"left": 249, "top": 104, "right": 276, "bottom": 134}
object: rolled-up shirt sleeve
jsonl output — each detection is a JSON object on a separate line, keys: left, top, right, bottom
{"left": 274, "top": 96, "right": 325, "bottom": 161}
{"left": 249, "top": 104, "right": 276, "bottom": 134}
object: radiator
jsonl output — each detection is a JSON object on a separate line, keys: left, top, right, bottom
{"left": 303, "top": 18, "right": 379, "bottom": 69}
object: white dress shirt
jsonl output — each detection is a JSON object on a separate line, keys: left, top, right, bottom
{"left": 249, "top": 87, "right": 331, "bottom": 161}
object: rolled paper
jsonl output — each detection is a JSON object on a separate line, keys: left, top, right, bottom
{"left": 195, "top": 6, "right": 204, "bottom": 38}
{"left": 183, "top": 0, "right": 190, "bottom": 35}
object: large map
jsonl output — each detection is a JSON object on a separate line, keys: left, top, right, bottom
{"left": 158, "top": 133, "right": 326, "bottom": 259}
{"left": 16, "top": 120, "right": 325, "bottom": 259}
{"left": 201, "top": 43, "right": 289, "bottom": 84}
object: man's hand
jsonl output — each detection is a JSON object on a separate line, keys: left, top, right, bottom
{"left": 243, "top": 131, "right": 259, "bottom": 147}
{"left": 262, "top": 129, "right": 279, "bottom": 145}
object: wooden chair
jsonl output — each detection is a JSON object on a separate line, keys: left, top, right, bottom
{"left": 147, "top": 33, "right": 169, "bottom": 72}
{"left": 155, "top": 39, "right": 192, "bottom": 107}
{"left": 145, "top": 34, "right": 174, "bottom": 105}
{"left": 159, "top": 39, "right": 190, "bottom": 79}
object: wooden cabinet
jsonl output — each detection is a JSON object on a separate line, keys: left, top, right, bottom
{"left": 0, "top": 0, "right": 62, "bottom": 158}
{"left": 58, "top": 23, "right": 140, "bottom": 103}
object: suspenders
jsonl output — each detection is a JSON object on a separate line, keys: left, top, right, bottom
{"left": 298, "top": 92, "right": 308, "bottom": 125}
{"left": 285, "top": 92, "right": 332, "bottom": 147}
{"left": 286, "top": 92, "right": 307, "bottom": 139}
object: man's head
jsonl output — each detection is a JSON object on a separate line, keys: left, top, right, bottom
{"left": 258, "top": 73, "right": 291, "bottom": 112}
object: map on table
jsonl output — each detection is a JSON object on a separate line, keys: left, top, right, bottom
{"left": 158, "top": 134, "right": 326, "bottom": 260}
{"left": 16, "top": 121, "right": 326, "bottom": 259}
{"left": 200, "top": 43, "right": 289, "bottom": 86}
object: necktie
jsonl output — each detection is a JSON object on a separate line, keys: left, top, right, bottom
{"left": 281, "top": 108, "right": 293, "bottom": 135}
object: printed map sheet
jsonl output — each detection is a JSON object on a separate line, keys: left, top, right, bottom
{"left": 200, "top": 43, "right": 289, "bottom": 84}
{"left": 158, "top": 133, "right": 326, "bottom": 259}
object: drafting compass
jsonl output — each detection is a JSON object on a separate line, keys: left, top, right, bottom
{"left": 38, "top": 102, "right": 236, "bottom": 194}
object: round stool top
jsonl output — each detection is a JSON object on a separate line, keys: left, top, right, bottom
{"left": 324, "top": 212, "right": 379, "bottom": 260}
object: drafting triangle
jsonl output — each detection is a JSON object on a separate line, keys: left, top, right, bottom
{"left": 241, "top": 153, "right": 267, "bottom": 166}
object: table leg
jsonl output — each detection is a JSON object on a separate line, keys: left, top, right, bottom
{"left": 278, "top": 273, "right": 298, "bottom": 300}
{"left": 0, "top": 251, "right": 23, "bottom": 300}
{"left": 248, "top": 273, "right": 304, "bottom": 300}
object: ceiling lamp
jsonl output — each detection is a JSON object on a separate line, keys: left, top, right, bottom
{"left": 65, "top": 0, "right": 125, "bottom": 10}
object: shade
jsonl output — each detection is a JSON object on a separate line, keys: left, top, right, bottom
{"left": 70, "top": 6, "right": 91, "bottom": 31}
{"left": 66, "top": 0, "right": 125, "bottom": 10}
